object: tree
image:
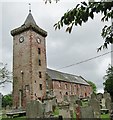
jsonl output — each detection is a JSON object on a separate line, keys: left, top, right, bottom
{"left": 87, "top": 81, "right": 97, "bottom": 93}
{"left": 54, "top": 1, "right": 113, "bottom": 51}
{"left": 0, "top": 64, "right": 12, "bottom": 85}
{"left": 103, "top": 65, "right": 113, "bottom": 101}
{"left": 2, "top": 94, "right": 13, "bottom": 108}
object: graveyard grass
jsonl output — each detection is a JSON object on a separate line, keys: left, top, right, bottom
{"left": 1, "top": 113, "right": 110, "bottom": 120}
{"left": 1, "top": 116, "right": 26, "bottom": 120}
{"left": 53, "top": 106, "right": 59, "bottom": 116}
{"left": 101, "top": 113, "right": 110, "bottom": 120}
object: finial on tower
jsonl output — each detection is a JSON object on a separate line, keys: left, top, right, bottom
{"left": 29, "top": 3, "right": 31, "bottom": 13}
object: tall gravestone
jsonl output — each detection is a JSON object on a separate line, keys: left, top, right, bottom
{"left": 91, "top": 92, "right": 97, "bottom": 99}
{"left": 43, "top": 96, "right": 57, "bottom": 117}
{"left": 80, "top": 106, "right": 94, "bottom": 119}
{"left": 101, "top": 98, "right": 106, "bottom": 109}
{"left": 26, "top": 100, "right": 44, "bottom": 118}
{"left": 97, "top": 93, "right": 103, "bottom": 102}
{"left": 89, "top": 98, "right": 101, "bottom": 118}
{"left": 69, "top": 95, "right": 78, "bottom": 104}
{"left": 63, "top": 95, "right": 69, "bottom": 102}
{"left": 0, "top": 93, "right": 2, "bottom": 110}
{"left": 103, "top": 92, "right": 110, "bottom": 99}
{"left": 59, "top": 103, "right": 71, "bottom": 118}
{"left": 105, "top": 97, "right": 111, "bottom": 110}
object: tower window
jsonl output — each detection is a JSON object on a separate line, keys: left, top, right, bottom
{"left": 60, "top": 92, "right": 62, "bottom": 98}
{"left": 38, "top": 48, "right": 41, "bottom": 54}
{"left": 39, "top": 71, "right": 42, "bottom": 78}
{"left": 39, "top": 84, "right": 42, "bottom": 90}
{"left": 59, "top": 82, "right": 61, "bottom": 87}
{"left": 65, "top": 84, "right": 67, "bottom": 89}
{"left": 39, "top": 59, "right": 41, "bottom": 66}
{"left": 25, "top": 85, "right": 29, "bottom": 91}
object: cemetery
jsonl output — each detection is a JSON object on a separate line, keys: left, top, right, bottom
{"left": 2, "top": 91, "right": 112, "bottom": 119}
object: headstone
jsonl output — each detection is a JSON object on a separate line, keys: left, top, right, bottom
{"left": 69, "top": 95, "right": 78, "bottom": 104}
{"left": 63, "top": 95, "right": 69, "bottom": 102}
{"left": 80, "top": 106, "right": 94, "bottom": 119}
{"left": 76, "top": 100, "right": 82, "bottom": 106}
{"left": 91, "top": 92, "right": 97, "bottom": 99}
{"left": 101, "top": 98, "right": 106, "bottom": 109}
{"left": 44, "top": 99, "right": 53, "bottom": 113}
{"left": 26, "top": 100, "right": 44, "bottom": 118}
{"left": 59, "top": 105, "right": 71, "bottom": 118}
{"left": 0, "top": 93, "right": 2, "bottom": 110}
{"left": 103, "top": 92, "right": 110, "bottom": 99}
{"left": 89, "top": 98, "right": 101, "bottom": 118}
{"left": 97, "top": 93, "right": 103, "bottom": 102}
{"left": 43, "top": 97, "right": 57, "bottom": 117}
{"left": 70, "top": 109, "right": 73, "bottom": 119}
{"left": 76, "top": 104, "right": 81, "bottom": 120}
{"left": 111, "top": 103, "right": 113, "bottom": 110}
{"left": 105, "top": 97, "right": 111, "bottom": 110}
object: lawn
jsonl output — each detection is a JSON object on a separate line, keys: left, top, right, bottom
{"left": 101, "top": 113, "right": 110, "bottom": 120}
{"left": 1, "top": 116, "right": 26, "bottom": 120}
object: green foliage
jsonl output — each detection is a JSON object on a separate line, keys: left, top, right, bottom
{"left": 87, "top": 81, "right": 97, "bottom": 93}
{"left": 2, "top": 94, "right": 13, "bottom": 108}
{"left": 53, "top": 106, "right": 59, "bottom": 116}
{"left": 103, "top": 65, "right": 113, "bottom": 101}
{"left": 101, "top": 113, "right": 110, "bottom": 119}
{"left": 54, "top": 1, "right": 113, "bottom": 51}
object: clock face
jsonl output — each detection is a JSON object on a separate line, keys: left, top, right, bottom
{"left": 36, "top": 37, "right": 41, "bottom": 44}
{"left": 19, "top": 36, "right": 24, "bottom": 43}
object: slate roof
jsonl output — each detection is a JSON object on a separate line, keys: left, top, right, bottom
{"left": 47, "top": 68, "right": 89, "bottom": 85}
{"left": 11, "top": 12, "right": 47, "bottom": 37}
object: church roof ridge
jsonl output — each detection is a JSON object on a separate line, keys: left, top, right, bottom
{"left": 47, "top": 68, "right": 89, "bottom": 86}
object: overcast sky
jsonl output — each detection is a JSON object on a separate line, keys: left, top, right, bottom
{"left": 0, "top": 0, "right": 111, "bottom": 95}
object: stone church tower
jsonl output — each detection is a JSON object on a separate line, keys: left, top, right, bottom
{"left": 11, "top": 11, "right": 47, "bottom": 109}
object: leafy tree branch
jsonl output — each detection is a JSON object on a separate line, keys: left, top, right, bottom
{"left": 54, "top": 1, "right": 113, "bottom": 51}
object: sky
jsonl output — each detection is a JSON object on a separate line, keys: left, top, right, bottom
{"left": 0, "top": 0, "right": 112, "bottom": 95}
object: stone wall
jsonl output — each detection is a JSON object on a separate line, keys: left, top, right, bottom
{"left": 52, "top": 80, "right": 91, "bottom": 102}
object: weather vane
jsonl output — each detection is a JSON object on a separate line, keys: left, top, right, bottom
{"left": 29, "top": 3, "right": 31, "bottom": 13}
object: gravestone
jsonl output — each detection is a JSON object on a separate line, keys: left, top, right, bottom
{"left": 76, "top": 99, "right": 82, "bottom": 106}
{"left": 105, "top": 97, "right": 111, "bottom": 110}
{"left": 0, "top": 93, "right": 2, "bottom": 110}
{"left": 69, "top": 95, "right": 78, "bottom": 104}
{"left": 44, "top": 99, "right": 53, "bottom": 114}
{"left": 80, "top": 106, "right": 94, "bottom": 119}
{"left": 97, "top": 93, "right": 103, "bottom": 102}
{"left": 111, "top": 103, "right": 113, "bottom": 110}
{"left": 64, "top": 95, "right": 69, "bottom": 102}
{"left": 91, "top": 92, "right": 97, "bottom": 99}
{"left": 26, "top": 100, "right": 44, "bottom": 118}
{"left": 43, "top": 96, "right": 57, "bottom": 117}
{"left": 89, "top": 98, "right": 101, "bottom": 118}
{"left": 59, "top": 103, "right": 70, "bottom": 118}
{"left": 101, "top": 98, "right": 106, "bottom": 109}
{"left": 76, "top": 104, "right": 81, "bottom": 119}
{"left": 103, "top": 92, "right": 110, "bottom": 99}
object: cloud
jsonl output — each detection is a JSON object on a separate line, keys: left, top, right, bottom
{"left": 1, "top": 2, "right": 111, "bottom": 95}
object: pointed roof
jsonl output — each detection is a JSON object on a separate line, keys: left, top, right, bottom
{"left": 24, "top": 12, "right": 36, "bottom": 25}
{"left": 11, "top": 12, "right": 47, "bottom": 37}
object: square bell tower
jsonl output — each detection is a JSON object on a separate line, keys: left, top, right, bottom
{"left": 11, "top": 11, "right": 47, "bottom": 109}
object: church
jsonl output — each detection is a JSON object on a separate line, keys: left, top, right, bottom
{"left": 11, "top": 10, "right": 92, "bottom": 109}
